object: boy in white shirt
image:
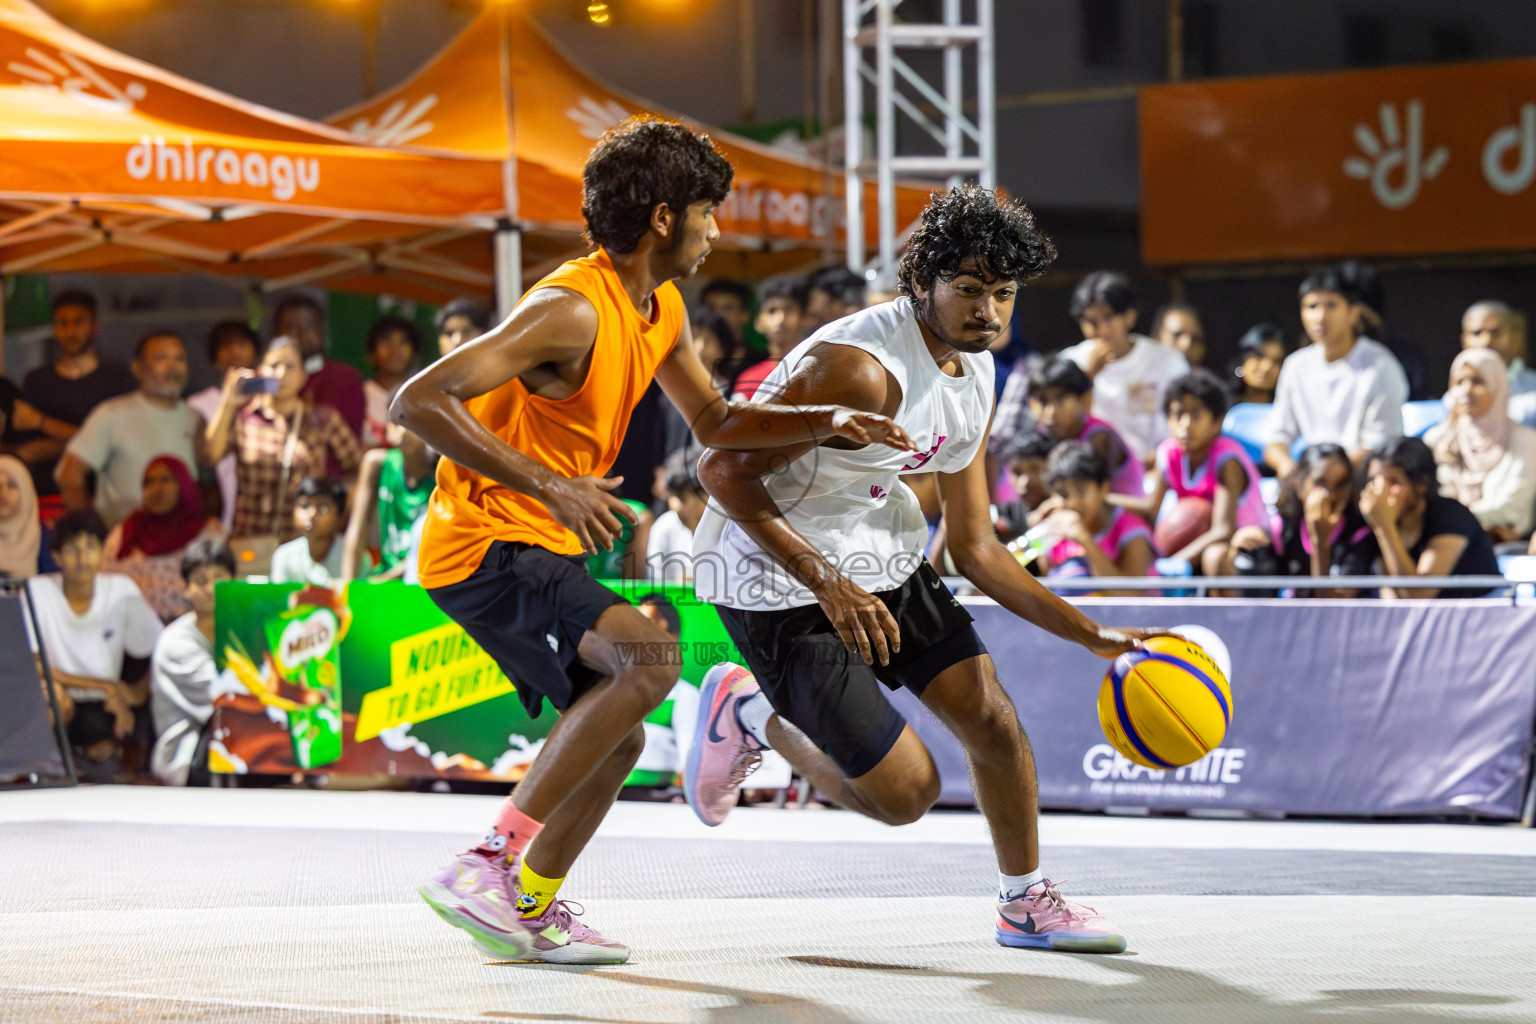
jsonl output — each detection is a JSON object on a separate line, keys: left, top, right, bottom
{"left": 270, "top": 476, "right": 349, "bottom": 585}
{"left": 1059, "top": 272, "right": 1188, "bottom": 463}
{"left": 150, "top": 537, "right": 235, "bottom": 786}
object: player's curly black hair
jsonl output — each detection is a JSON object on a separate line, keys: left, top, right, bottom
{"left": 897, "top": 185, "right": 1056, "bottom": 297}
{"left": 581, "top": 116, "right": 734, "bottom": 254}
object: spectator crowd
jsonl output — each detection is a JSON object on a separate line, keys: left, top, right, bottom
{"left": 2, "top": 260, "right": 1527, "bottom": 783}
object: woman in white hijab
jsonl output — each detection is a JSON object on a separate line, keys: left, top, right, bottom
{"left": 0, "top": 454, "right": 40, "bottom": 579}
{"left": 1426, "top": 348, "right": 1536, "bottom": 543}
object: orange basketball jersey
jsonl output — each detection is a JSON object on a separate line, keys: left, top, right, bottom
{"left": 416, "top": 250, "right": 685, "bottom": 588}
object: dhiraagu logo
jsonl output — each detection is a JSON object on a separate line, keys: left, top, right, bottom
{"left": 1343, "top": 100, "right": 1449, "bottom": 209}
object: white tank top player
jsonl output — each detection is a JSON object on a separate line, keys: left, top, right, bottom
{"left": 693, "top": 295, "right": 995, "bottom": 610}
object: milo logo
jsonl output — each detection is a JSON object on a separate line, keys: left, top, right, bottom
{"left": 278, "top": 608, "right": 338, "bottom": 670}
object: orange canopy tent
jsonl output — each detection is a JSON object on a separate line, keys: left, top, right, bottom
{"left": 0, "top": 0, "right": 507, "bottom": 312}
{"left": 329, "top": 6, "right": 935, "bottom": 307}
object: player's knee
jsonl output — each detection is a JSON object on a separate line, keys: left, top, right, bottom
{"left": 622, "top": 661, "right": 680, "bottom": 711}
{"left": 953, "top": 697, "right": 1024, "bottom": 759}
{"left": 875, "top": 776, "right": 939, "bottom": 826}
{"left": 612, "top": 724, "right": 646, "bottom": 767}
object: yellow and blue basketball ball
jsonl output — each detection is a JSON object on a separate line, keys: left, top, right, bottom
{"left": 1097, "top": 635, "right": 1232, "bottom": 769}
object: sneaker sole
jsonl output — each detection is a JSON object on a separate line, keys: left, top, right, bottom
{"left": 474, "top": 939, "right": 631, "bottom": 965}
{"left": 682, "top": 663, "right": 736, "bottom": 827}
{"left": 995, "top": 929, "right": 1127, "bottom": 954}
{"left": 417, "top": 881, "right": 533, "bottom": 960}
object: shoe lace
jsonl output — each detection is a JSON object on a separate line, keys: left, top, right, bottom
{"left": 1037, "top": 878, "right": 1099, "bottom": 920}
{"left": 542, "top": 899, "right": 604, "bottom": 942}
{"left": 727, "top": 747, "right": 762, "bottom": 786}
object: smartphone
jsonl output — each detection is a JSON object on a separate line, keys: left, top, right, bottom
{"left": 238, "top": 376, "right": 281, "bottom": 396}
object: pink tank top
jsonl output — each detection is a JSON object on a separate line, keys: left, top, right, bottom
{"left": 1049, "top": 507, "right": 1157, "bottom": 572}
{"left": 1078, "top": 415, "right": 1144, "bottom": 498}
{"left": 1156, "top": 435, "right": 1267, "bottom": 531}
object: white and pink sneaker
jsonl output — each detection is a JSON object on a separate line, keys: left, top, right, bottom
{"left": 683, "top": 663, "right": 764, "bottom": 827}
{"left": 417, "top": 851, "right": 533, "bottom": 959}
{"left": 995, "top": 879, "right": 1126, "bottom": 953}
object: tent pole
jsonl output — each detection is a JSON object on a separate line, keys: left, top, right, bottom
{"left": 494, "top": 223, "right": 522, "bottom": 320}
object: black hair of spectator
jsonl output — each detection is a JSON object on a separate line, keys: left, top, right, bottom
{"left": 1276, "top": 443, "right": 1353, "bottom": 523}
{"left": 759, "top": 276, "right": 808, "bottom": 311}
{"left": 1163, "top": 368, "right": 1231, "bottom": 420}
{"left": 1297, "top": 265, "right": 1364, "bottom": 305}
{"left": 1027, "top": 356, "right": 1093, "bottom": 397}
{"left": 1337, "top": 261, "right": 1383, "bottom": 315}
{"left": 1237, "top": 321, "right": 1288, "bottom": 356}
{"left": 365, "top": 314, "right": 422, "bottom": 356}
{"left": 134, "top": 329, "right": 183, "bottom": 361}
{"left": 206, "top": 320, "right": 261, "bottom": 364}
{"left": 807, "top": 266, "right": 866, "bottom": 307}
{"left": 638, "top": 592, "right": 682, "bottom": 639}
{"left": 271, "top": 293, "right": 325, "bottom": 336}
{"left": 581, "top": 116, "right": 734, "bottom": 254}
{"left": 1004, "top": 431, "right": 1057, "bottom": 465}
{"left": 699, "top": 278, "right": 753, "bottom": 308}
{"left": 51, "top": 289, "right": 97, "bottom": 319}
{"left": 50, "top": 509, "right": 107, "bottom": 554}
{"left": 1369, "top": 436, "right": 1437, "bottom": 494}
{"left": 435, "top": 297, "right": 491, "bottom": 333}
{"left": 691, "top": 306, "right": 739, "bottom": 353}
{"left": 1069, "top": 271, "right": 1137, "bottom": 319}
{"left": 1045, "top": 440, "right": 1108, "bottom": 488}
{"left": 661, "top": 446, "right": 705, "bottom": 501}
{"left": 897, "top": 185, "right": 1056, "bottom": 298}
{"left": 296, "top": 475, "right": 348, "bottom": 511}
{"left": 180, "top": 536, "right": 236, "bottom": 582}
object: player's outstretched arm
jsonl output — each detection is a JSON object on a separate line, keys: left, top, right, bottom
{"left": 654, "top": 324, "right": 916, "bottom": 454}
{"left": 390, "top": 288, "right": 636, "bottom": 554}
{"left": 938, "top": 444, "right": 1163, "bottom": 659}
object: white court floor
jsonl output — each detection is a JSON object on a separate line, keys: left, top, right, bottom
{"left": 2, "top": 786, "right": 1535, "bottom": 1024}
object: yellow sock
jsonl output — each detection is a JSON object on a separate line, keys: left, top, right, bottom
{"left": 516, "top": 860, "right": 565, "bottom": 919}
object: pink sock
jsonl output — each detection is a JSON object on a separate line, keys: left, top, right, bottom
{"left": 471, "top": 799, "right": 544, "bottom": 863}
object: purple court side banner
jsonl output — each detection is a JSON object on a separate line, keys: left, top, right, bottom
{"left": 888, "top": 598, "right": 1536, "bottom": 819}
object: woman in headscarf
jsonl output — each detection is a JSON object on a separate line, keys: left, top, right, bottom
{"left": 1425, "top": 347, "right": 1536, "bottom": 544}
{"left": 0, "top": 453, "right": 40, "bottom": 579}
{"left": 104, "top": 455, "right": 220, "bottom": 620}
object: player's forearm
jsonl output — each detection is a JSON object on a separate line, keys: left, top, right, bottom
{"left": 1105, "top": 491, "right": 1158, "bottom": 520}
{"left": 959, "top": 539, "right": 1110, "bottom": 648}
{"left": 697, "top": 457, "right": 840, "bottom": 592}
{"left": 391, "top": 387, "right": 559, "bottom": 503}
{"left": 696, "top": 402, "right": 843, "bottom": 451}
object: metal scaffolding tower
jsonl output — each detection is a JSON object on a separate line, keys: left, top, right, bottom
{"left": 843, "top": 0, "right": 995, "bottom": 287}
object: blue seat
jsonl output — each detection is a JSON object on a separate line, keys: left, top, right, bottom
{"left": 1402, "top": 400, "right": 1446, "bottom": 438}
{"left": 1221, "top": 403, "right": 1272, "bottom": 467}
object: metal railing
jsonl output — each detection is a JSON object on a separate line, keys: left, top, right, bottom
{"left": 940, "top": 574, "right": 1520, "bottom": 601}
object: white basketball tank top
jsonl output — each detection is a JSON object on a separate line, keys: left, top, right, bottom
{"left": 693, "top": 297, "right": 995, "bottom": 611}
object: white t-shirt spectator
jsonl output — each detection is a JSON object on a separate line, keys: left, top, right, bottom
{"left": 25, "top": 572, "right": 162, "bottom": 701}
{"left": 270, "top": 536, "right": 344, "bottom": 586}
{"left": 1266, "top": 337, "right": 1408, "bottom": 455}
{"left": 65, "top": 392, "right": 202, "bottom": 526}
{"left": 150, "top": 611, "right": 217, "bottom": 785}
{"left": 646, "top": 509, "right": 696, "bottom": 583}
{"left": 188, "top": 386, "right": 236, "bottom": 534}
{"left": 1061, "top": 335, "right": 1189, "bottom": 459}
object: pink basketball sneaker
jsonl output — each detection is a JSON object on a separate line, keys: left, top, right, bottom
{"left": 683, "top": 663, "right": 764, "bottom": 827}
{"left": 473, "top": 900, "right": 631, "bottom": 965}
{"left": 417, "top": 851, "right": 533, "bottom": 959}
{"left": 995, "top": 879, "right": 1127, "bottom": 953}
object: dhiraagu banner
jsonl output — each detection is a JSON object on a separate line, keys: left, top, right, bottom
{"left": 209, "top": 579, "right": 737, "bottom": 784}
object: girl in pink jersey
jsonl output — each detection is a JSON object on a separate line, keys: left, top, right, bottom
{"left": 1037, "top": 441, "right": 1157, "bottom": 593}
{"left": 1113, "top": 369, "right": 1268, "bottom": 576}
{"left": 1027, "top": 357, "right": 1145, "bottom": 497}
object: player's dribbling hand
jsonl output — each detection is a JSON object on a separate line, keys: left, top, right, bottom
{"left": 1082, "top": 626, "right": 1180, "bottom": 660}
{"left": 829, "top": 410, "right": 919, "bottom": 452}
{"left": 545, "top": 474, "right": 638, "bottom": 555}
{"left": 814, "top": 574, "right": 902, "bottom": 667}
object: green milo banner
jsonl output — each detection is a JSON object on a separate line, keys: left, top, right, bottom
{"left": 209, "top": 580, "right": 738, "bottom": 783}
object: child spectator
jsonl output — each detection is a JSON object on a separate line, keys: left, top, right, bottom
{"left": 995, "top": 432, "right": 1055, "bottom": 542}
{"left": 1426, "top": 348, "right": 1536, "bottom": 543}
{"left": 691, "top": 307, "right": 746, "bottom": 396}
{"left": 270, "top": 476, "right": 349, "bottom": 585}
{"left": 0, "top": 454, "right": 40, "bottom": 579}
{"left": 733, "top": 278, "right": 807, "bottom": 400}
{"left": 187, "top": 321, "right": 261, "bottom": 533}
{"left": 1228, "top": 443, "right": 1376, "bottom": 595}
{"left": 272, "top": 292, "right": 366, "bottom": 441}
{"left": 1026, "top": 357, "right": 1143, "bottom": 497}
{"left": 699, "top": 278, "right": 754, "bottom": 343}
{"left": 1035, "top": 441, "right": 1157, "bottom": 585}
{"left": 647, "top": 449, "right": 707, "bottom": 583}
{"left": 1059, "top": 272, "right": 1189, "bottom": 462}
{"left": 1230, "top": 322, "right": 1288, "bottom": 405}
{"left": 56, "top": 330, "right": 203, "bottom": 527}
{"left": 802, "top": 266, "right": 868, "bottom": 333}
{"left": 1264, "top": 265, "right": 1408, "bottom": 478}
{"left": 436, "top": 298, "right": 491, "bottom": 357}
{"left": 1152, "top": 303, "right": 1206, "bottom": 367}
{"left": 362, "top": 314, "right": 422, "bottom": 447}
{"left": 1457, "top": 301, "right": 1536, "bottom": 428}
{"left": 1112, "top": 370, "right": 1267, "bottom": 576}
{"left": 25, "top": 510, "right": 161, "bottom": 769}
{"left": 149, "top": 537, "right": 234, "bottom": 786}
{"left": 341, "top": 423, "right": 437, "bottom": 581}
{"left": 1361, "top": 437, "right": 1500, "bottom": 598}
{"left": 104, "top": 455, "right": 221, "bottom": 621}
